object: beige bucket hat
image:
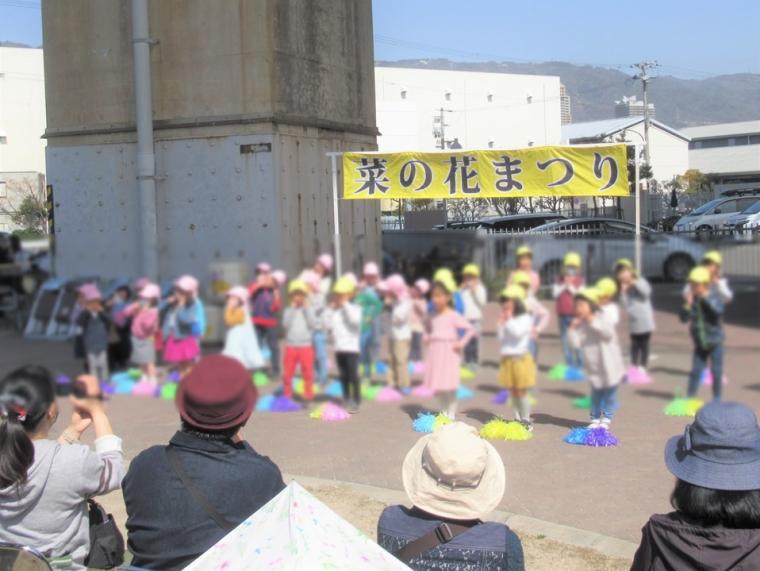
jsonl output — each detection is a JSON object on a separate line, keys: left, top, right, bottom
{"left": 402, "top": 422, "right": 506, "bottom": 521}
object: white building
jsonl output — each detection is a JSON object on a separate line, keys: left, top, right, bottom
{"left": 681, "top": 120, "right": 760, "bottom": 194}
{"left": 0, "top": 46, "right": 47, "bottom": 232}
{"left": 375, "top": 66, "right": 562, "bottom": 152}
{"left": 614, "top": 95, "right": 655, "bottom": 119}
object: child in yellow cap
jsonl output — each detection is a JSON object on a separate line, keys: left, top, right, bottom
{"left": 460, "top": 263, "right": 487, "bottom": 370}
{"left": 282, "top": 280, "right": 318, "bottom": 401}
{"left": 681, "top": 250, "right": 733, "bottom": 305}
{"left": 553, "top": 251, "right": 585, "bottom": 369}
{"left": 569, "top": 287, "right": 625, "bottom": 430}
{"left": 595, "top": 277, "right": 620, "bottom": 327}
{"left": 498, "top": 285, "right": 537, "bottom": 431}
{"left": 325, "top": 276, "right": 363, "bottom": 412}
{"left": 681, "top": 266, "right": 725, "bottom": 401}
{"left": 511, "top": 270, "right": 550, "bottom": 362}
{"left": 509, "top": 244, "right": 541, "bottom": 294}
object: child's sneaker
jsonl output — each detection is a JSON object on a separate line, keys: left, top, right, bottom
{"left": 587, "top": 419, "right": 601, "bottom": 429}
{"left": 600, "top": 417, "right": 612, "bottom": 429}
{"left": 522, "top": 420, "right": 534, "bottom": 432}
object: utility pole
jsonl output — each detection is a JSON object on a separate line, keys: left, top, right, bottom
{"left": 433, "top": 107, "right": 453, "bottom": 222}
{"left": 632, "top": 61, "right": 658, "bottom": 165}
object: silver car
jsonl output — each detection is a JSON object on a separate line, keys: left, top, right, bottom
{"left": 520, "top": 218, "right": 704, "bottom": 284}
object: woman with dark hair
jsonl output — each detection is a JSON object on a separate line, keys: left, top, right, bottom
{"left": 0, "top": 367, "right": 123, "bottom": 570}
{"left": 631, "top": 401, "right": 760, "bottom": 570}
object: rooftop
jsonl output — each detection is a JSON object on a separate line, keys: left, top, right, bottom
{"left": 562, "top": 117, "right": 689, "bottom": 144}
{"left": 680, "top": 120, "right": 760, "bottom": 140}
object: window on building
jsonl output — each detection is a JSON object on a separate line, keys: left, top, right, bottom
{"left": 487, "top": 93, "right": 493, "bottom": 103}
{"left": 400, "top": 89, "right": 407, "bottom": 99}
{"left": 444, "top": 91, "right": 451, "bottom": 101}
{"left": 749, "top": 134, "right": 760, "bottom": 145}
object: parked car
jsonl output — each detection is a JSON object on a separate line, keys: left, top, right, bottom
{"left": 432, "top": 221, "right": 484, "bottom": 230}
{"left": 723, "top": 198, "right": 760, "bottom": 237}
{"left": 674, "top": 193, "right": 760, "bottom": 239}
{"left": 521, "top": 218, "right": 703, "bottom": 284}
{"left": 479, "top": 212, "right": 566, "bottom": 232}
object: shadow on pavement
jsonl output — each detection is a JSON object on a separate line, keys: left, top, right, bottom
{"left": 650, "top": 366, "right": 689, "bottom": 376}
{"left": 532, "top": 413, "right": 579, "bottom": 429}
{"left": 541, "top": 387, "right": 586, "bottom": 399}
{"left": 480, "top": 360, "right": 499, "bottom": 369}
{"left": 400, "top": 403, "right": 429, "bottom": 420}
{"left": 463, "top": 407, "right": 497, "bottom": 424}
{"left": 745, "top": 383, "right": 760, "bottom": 392}
{"left": 634, "top": 388, "right": 674, "bottom": 401}
{"left": 477, "top": 383, "right": 501, "bottom": 394}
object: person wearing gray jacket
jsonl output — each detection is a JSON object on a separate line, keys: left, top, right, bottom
{"left": 0, "top": 367, "right": 124, "bottom": 570}
{"left": 615, "top": 259, "right": 656, "bottom": 374}
{"left": 281, "top": 280, "right": 319, "bottom": 401}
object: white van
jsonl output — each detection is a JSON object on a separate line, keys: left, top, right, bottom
{"left": 674, "top": 195, "right": 760, "bottom": 238}
{"left": 724, "top": 198, "right": 760, "bottom": 234}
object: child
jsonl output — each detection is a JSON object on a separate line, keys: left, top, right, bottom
{"left": 161, "top": 276, "right": 201, "bottom": 378}
{"left": 460, "top": 263, "right": 487, "bottom": 370}
{"left": 595, "top": 277, "right": 620, "bottom": 327}
{"left": 76, "top": 285, "right": 111, "bottom": 382}
{"left": 311, "top": 253, "right": 334, "bottom": 296}
{"left": 409, "top": 279, "right": 430, "bottom": 363}
{"left": 250, "top": 271, "right": 282, "bottom": 378}
{"left": 497, "top": 285, "right": 537, "bottom": 430}
{"left": 222, "top": 286, "right": 264, "bottom": 372}
{"left": 107, "top": 285, "right": 132, "bottom": 372}
{"left": 301, "top": 269, "right": 329, "bottom": 386}
{"left": 681, "top": 266, "right": 725, "bottom": 401}
{"left": 569, "top": 287, "right": 625, "bottom": 429}
{"left": 552, "top": 251, "right": 585, "bottom": 369}
{"left": 510, "top": 270, "right": 550, "bottom": 361}
{"left": 423, "top": 274, "right": 475, "bottom": 419}
{"left": 356, "top": 262, "right": 384, "bottom": 381}
{"left": 72, "top": 284, "right": 93, "bottom": 373}
{"left": 122, "top": 283, "right": 161, "bottom": 385}
{"left": 615, "top": 258, "right": 655, "bottom": 378}
{"left": 510, "top": 244, "right": 541, "bottom": 294}
{"left": 384, "top": 274, "right": 412, "bottom": 392}
{"left": 325, "top": 276, "right": 362, "bottom": 412}
{"left": 282, "top": 280, "right": 318, "bottom": 401}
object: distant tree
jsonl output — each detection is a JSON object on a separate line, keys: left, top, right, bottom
{"left": 679, "top": 169, "right": 711, "bottom": 193}
{"left": 0, "top": 178, "right": 48, "bottom": 236}
{"left": 447, "top": 198, "right": 490, "bottom": 222}
{"left": 485, "top": 197, "right": 526, "bottom": 217}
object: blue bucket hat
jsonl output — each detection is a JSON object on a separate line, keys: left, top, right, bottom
{"left": 665, "top": 401, "right": 760, "bottom": 491}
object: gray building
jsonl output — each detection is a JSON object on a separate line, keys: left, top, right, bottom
{"left": 41, "top": 0, "right": 380, "bottom": 282}
{"left": 614, "top": 95, "right": 655, "bottom": 119}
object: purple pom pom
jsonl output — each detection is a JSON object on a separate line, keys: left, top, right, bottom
{"left": 491, "top": 389, "right": 510, "bottom": 404}
{"left": 585, "top": 427, "right": 619, "bottom": 447}
{"left": 56, "top": 375, "right": 71, "bottom": 385}
{"left": 100, "top": 383, "right": 116, "bottom": 396}
{"left": 269, "top": 396, "right": 302, "bottom": 413}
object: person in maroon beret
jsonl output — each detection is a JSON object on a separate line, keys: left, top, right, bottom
{"left": 123, "top": 355, "right": 285, "bottom": 571}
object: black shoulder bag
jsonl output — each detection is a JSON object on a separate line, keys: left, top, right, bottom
{"left": 84, "top": 499, "right": 126, "bottom": 569}
{"left": 394, "top": 519, "right": 481, "bottom": 563}
{"left": 165, "top": 446, "right": 236, "bottom": 532}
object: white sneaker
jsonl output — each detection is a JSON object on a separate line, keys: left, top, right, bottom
{"left": 601, "top": 417, "right": 612, "bottom": 429}
{"left": 587, "top": 419, "right": 601, "bottom": 429}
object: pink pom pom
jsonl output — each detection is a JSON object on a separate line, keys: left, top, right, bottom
{"left": 412, "top": 385, "right": 435, "bottom": 398}
{"left": 131, "top": 380, "right": 157, "bottom": 396}
{"left": 413, "top": 362, "right": 425, "bottom": 375}
{"left": 377, "top": 386, "right": 403, "bottom": 402}
{"left": 626, "top": 366, "right": 652, "bottom": 385}
{"left": 321, "top": 402, "right": 351, "bottom": 422}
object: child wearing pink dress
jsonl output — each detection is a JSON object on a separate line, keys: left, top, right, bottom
{"left": 423, "top": 280, "right": 475, "bottom": 419}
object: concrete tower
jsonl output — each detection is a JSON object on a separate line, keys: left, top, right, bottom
{"left": 41, "top": 0, "right": 379, "bottom": 282}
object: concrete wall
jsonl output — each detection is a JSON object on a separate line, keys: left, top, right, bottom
{"left": 0, "top": 47, "right": 46, "bottom": 174}
{"left": 41, "top": 0, "right": 379, "bottom": 281}
{"left": 375, "top": 67, "right": 562, "bottom": 152}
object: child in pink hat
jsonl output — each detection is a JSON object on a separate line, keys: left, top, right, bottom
{"left": 162, "top": 276, "right": 202, "bottom": 378}
{"left": 356, "top": 261, "right": 384, "bottom": 381}
{"left": 383, "top": 275, "right": 412, "bottom": 392}
{"left": 121, "top": 283, "right": 161, "bottom": 387}
{"left": 248, "top": 271, "right": 282, "bottom": 378}
{"left": 76, "top": 285, "right": 111, "bottom": 382}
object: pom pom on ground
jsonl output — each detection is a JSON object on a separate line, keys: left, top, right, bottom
{"left": 114, "top": 379, "right": 136, "bottom": 395}
{"left": 160, "top": 383, "right": 178, "bottom": 400}
{"left": 374, "top": 361, "right": 388, "bottom": 375}
{"left": 253, "top": 371, "right": 269, "bottom": 387}
{"left": 56, "top": 374, "right": 71, "bottom": 385}
{"left": 491, "top": 389, "right": 510, "bottom": 405}
{"left": 548, "top": 364, "right": 568, "bottom": 381}
{"left": 480, "top": 418, "right": 532, "bottom": 441}
{"left": 564, "top": 367, "right": 585, "bottom": 382}
{"left": 168, "top": 370, "right": 181, "bottom": 383}
{"left": 433, "top": 412, "right": 452, "bottom": 431}
{"left": 321, "top": 402, "right": 351, "bottom": 422}
{"left": 626, "top": 366, "right": 652, "bottom": 385}
{"left": 127, "top": 368, "right": 143, "bottom": 380}
{"left": 664, "top": 397, "right": 704, "bottom": 417}
{"left": 376, "top": 386, "right": 403, "bottom": 402}
{"left": 131, "top": 380, "right": 157, "bottom": 397}
{"left": 572, "top": 395, "right": 592, "bottom": 409}
{"left": 111, "top": 371, "right": 133, "bottom": 385}
{"left": 255, "top": 394, "right": 274, "bottom": 412}
{"left": 563, "top": 427, "right": 618, "bottom": 447}
{"left": 411, "top": 385, "right": 435, "bottom": 398}
{"left": 412, "top": 412, "right": 451, "bottom": 433}
{"left": 459, "top": 367, "right": 475, "bottom": 381}
{"left": 456, "top": 385, "right": 474, "bottom": 400}
{"left": 324, "top": 380, "right": 344, "bottom": 398}
{"left": 100, "top": 383, "right": 116, "bottom": 396}
{"left": 269, "top": 396, "right": 302, "bottom": 413}
{"left": 292, "top": 378, "right": 319, "bottom": 397}
{"left": 361, "top": 384, "right": 382, "bottom": 401}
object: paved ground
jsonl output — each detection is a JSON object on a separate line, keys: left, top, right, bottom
{"left": 1, "top": 289, "right": 758, "bottom": 546}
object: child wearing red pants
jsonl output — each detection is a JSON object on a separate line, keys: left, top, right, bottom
{"left": 282, "top": 279, "right": 318, "bottom": 400}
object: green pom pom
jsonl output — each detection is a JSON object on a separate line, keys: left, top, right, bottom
{"left": 160, "top": 383, "right": 178, "bottom": 400}
{"left": 573, "top": 395, "right": 592, "bottom": 409}
{"left": 128, "top": 368, "right": 143, "bottom": 380}
{"left": 253, "top": 372, "right": 269, "bottom": 387}
{"left": 361, "top": 384, "right": 382, "bottom": 400}
{"left": 664, "top": 397, "right": 704, "bottom": 417}
{"left": 548, "top": 364, "right": 568, "bottom": 381}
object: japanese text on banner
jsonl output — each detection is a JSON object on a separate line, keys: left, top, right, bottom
{"left": 342, "top": 144, "right": 629, "bottom": 199}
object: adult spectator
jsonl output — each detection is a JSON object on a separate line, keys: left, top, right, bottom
{"left": 631, "top": 401, "right": 760, "bottom": 570}
{"left": 123, "top": 355, "right": 285, "bottom": 570}
{"left": 0, "top": 367, "right": 123, "bottom": 570}
{"left": 378, "top": 422, "right": 525, "bottom": 570}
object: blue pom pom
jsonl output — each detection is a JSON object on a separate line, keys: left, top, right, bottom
{"left": 564, "top": 367, "right": 586, "bottom": 382}
{"left": 111, "top": 371, "right": 133, "bottom": 385}
{"left": 255, "top": 394, "right": 274, "bottom": 412}
{"left": 563, "top": 427, "right": 590, "bottom": 445}
{"left": 456, "top": 385, "right": 474, "bottom": 400}
{"left": 324, "top": 381, "right": 344, "bottom": 398}
{"left": 412, "top": 412, "right": 437, "bottom": 433}
{"left": 491, "top": 389, "right": 510, "bottom": 404}
{"left": 375, "top": 361, "right": 388, "bottom": 375}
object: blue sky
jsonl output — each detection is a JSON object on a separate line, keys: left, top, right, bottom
{"left": 1, "top": 0, "right": 758, "bottom": 78}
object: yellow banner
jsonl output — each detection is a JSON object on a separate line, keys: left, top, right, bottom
{"left": 342, "top": 144, "right": 629, "bottom": 199}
